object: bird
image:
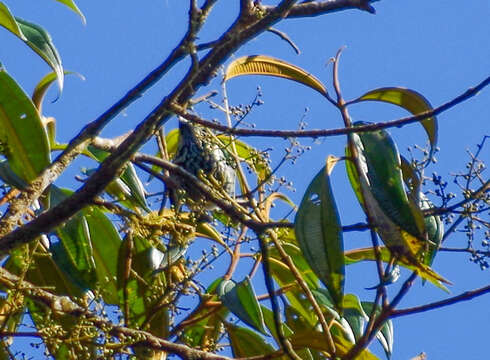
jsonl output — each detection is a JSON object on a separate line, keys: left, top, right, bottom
{"left": 171, "top": 118, "right": 235, "bottom": 212}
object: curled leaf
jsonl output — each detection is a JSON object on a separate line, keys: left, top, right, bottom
{"left": 356, "top": 87, "right": 437, "bottom": 159}
{"left": 225, "top": 55, "right": 327, "bottom": 97}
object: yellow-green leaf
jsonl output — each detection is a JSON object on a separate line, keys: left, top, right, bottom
{"left": 357, "top": 87, "right": 437, "bottom": 158}
{"left": 52, "top": 0, "right": 86, "bottom": 24}
{"left": 0, "top": 2, "right": 25, "bottom": 40}
{"left": 225, "top": 55, "right": 327, "bottom": 97}
{"left": 344, "top": 247, "right": 449, "bottom": 291}
{"left": 0, "top": 68, "right": 51, "bottom": 182}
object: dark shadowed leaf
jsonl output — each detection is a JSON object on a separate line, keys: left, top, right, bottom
{"left": 295, "top": 157, "right": 344, "bottom": 310}
{"left": 0, "top": 68, "right": 51, "bottom": 182}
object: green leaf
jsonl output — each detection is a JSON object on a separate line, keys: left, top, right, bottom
{"left": 0, "top": 2, "right": 25, "bottom": 40}
{"left": 84, "top": 205, "right": 122, "bottom": 304}
{"left": 15, "top": 17, "right": 64, "bottom": 91}
{"left": 0, "top": 68, "right": 51, "bottom": 182}
{"left": 361, "top": 302, "right": 394, "bottom": 359}
{"left": 53, "top": 0, "right": 86, "bottom": 24}
{"left": 295, "top": 157, "right": 344, "bottom": 310}
{"left": 218, "top": 135, "right": 272, "bottom": 184}
{"left": 225, "top": 55, "right": 328, "bottom": 97}
{"left": 87, "top": 147, "right": 149, "bottom": 211}
{"left": 261, "top": 305, "right": 294, "bottom": 342}
{"left": 351, "top": 122, "right": 425, "bottom": 239}
{"left": 218, "top": 278, "right": 268, "bottom": 336}
{"left": 419, "top": 193, "right": 443, "bottom": 268}
{"left": 268, "top": 255, "right": 316, "bottom": 324}
{"left": 357, "top": 87, "right": 438, "bottom": 159}
{"left": 225, "top": 323, "right": 275, "bottom": 358}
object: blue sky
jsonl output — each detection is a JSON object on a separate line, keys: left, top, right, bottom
{"left": 1, "top": 1, "right": 489, "bottom": 359}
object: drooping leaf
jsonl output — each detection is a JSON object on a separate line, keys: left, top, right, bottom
{"left": 295, "top": 156, "right": 344, "bottom": 310}
{"left": 0, "top": 68, "right": 51, "bottom": 182}
{"left": 218, "top": 278, "right": 268, "bottom": 335}
{"left": 356, "top": 87, "right": 437, "bottom": 159}
{"left": 52, "top": 0, "right": 86, "bottom": 24}
{"left": 361, "top": 302, "right": 394, "bottom": 359}
{"left": 346, "top": 124, "right": 450, "bottom": 288}
{"left": 344, "top": 247, "right": 449, "bottom": 291}
{"left": 225, "top": 323, "right": 275, "bottom": 358}
{"left": 225, "top": 55, "right": 327, "bottom": 97}
{"left": 350, "top": 122, "right": 425, "bottom": 239}
{"left": 15, "top": 17, "right": 64, "bottom": 91}
{"left": 32, "top": 70, "right": 83, "bottom": 112}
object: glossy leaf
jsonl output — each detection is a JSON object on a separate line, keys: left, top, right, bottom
{"left": 351, "top": 122, "right": 425, "bottom": 238}
{"left": 362, "top": 302, "right": 394, "bottom": 359}
{"left": 357, "top": 87, "right": 437, "bottom": 159}
{"left": 0, "top": 68, "right": 51, "bottom": 182}
{"left": 295, "top": 157, "right": 344, "bottom": 310}
{"left": 0, "top": 2, "right": 25, "bottom": 40}
{"left": 15, "top": 17, "right": 64, "bottom": 91}
{"left": 225, "top": 323, "right": 275, "bottom": 358}
{"left": 53, "top": 0, "right": 86, "bottom": 24}
{"left": 218, "top": 278, "right": 268, "bottom": 335}
{"left": 225, "top": 55, "right": 327, "bottom": 97}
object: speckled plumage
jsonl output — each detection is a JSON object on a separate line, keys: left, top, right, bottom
{"left": 172, "top": 119, "right": 235, "bottom": 209}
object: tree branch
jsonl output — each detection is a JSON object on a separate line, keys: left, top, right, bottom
{"left": 172, "top": 75, "right": 490, "bottom": 138}
{"left": 391, "top": 284, "right": 490, "bottom": 318}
